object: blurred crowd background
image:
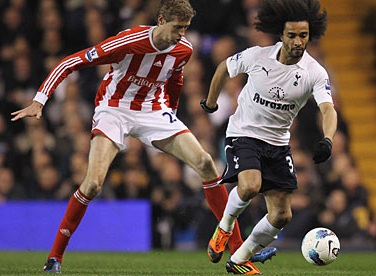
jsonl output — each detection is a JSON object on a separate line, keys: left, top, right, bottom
{"left": 1, "top": 0, "right": 376, "bottom": 251}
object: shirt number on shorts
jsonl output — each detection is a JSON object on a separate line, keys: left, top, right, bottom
{"left": 286, "top": 156, "right": 294, "bottom": 174}
{"left": 162, "top": 111, "right": 177, "bottom": 123}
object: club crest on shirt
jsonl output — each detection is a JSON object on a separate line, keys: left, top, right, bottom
{"left": 293, "top": 73, "right": 302, "bottom": 86}
{"left": 85, "top": 47, "right": 99, "bottom": 62}
{"left": 165, "top": 69, "right": 173, "bottom": 79}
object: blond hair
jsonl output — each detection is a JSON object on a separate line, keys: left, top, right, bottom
{"left": 157, "top": 0, "right": 196, "bottom": 22}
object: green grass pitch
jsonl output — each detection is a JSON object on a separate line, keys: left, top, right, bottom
{"left": 0, "top": 250, "right": 375, "bottom": 275}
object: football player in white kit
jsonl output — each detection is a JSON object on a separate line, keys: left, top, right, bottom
{"left": 201, "top": 0, "right": 337, "bottom": 274}
{"left": 11, "top": 0, "right": 247, "bottom": 273}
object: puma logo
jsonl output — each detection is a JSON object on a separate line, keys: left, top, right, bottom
{"left": 262, "top": 67, "right": 271, "bottom": 76}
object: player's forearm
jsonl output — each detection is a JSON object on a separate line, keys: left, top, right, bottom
{"left": 320, "top": 103, "right": 337, "bottom": 141}
{"left": 206, "top": 60, "right": 229, "bottom": 108}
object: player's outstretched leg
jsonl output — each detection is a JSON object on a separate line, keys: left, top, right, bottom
{"left": 250, "top": 247, "right": 278, "bottom": 263}
{"left": 42, "top": 189, "right": 92, "bottom": 273}
{"left": 43, "top": 258, "right": 61, "bottom": 273}
{"left": 207, "top": 225, "right": 233, "bottom": 263}
{"left": 226, "top": 258, "right": 261, "bottom": 275}
{"left": 203, "top": 182, "right": 243, "bottom": 260}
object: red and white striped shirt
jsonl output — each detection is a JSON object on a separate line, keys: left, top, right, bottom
{"left": 34, "top": 25, "right": 193, "bottom": 111}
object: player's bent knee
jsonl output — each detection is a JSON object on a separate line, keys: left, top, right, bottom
{"left": 81, "top": 178, "right": 104, "bottom": 197}
{"left": 238, "top": 185, "right": 259, "bottom": 201}
{"left": 279, "top": 213, "right": 292, "bottom": 226}
{"left": 195, "top": 151, "right": 215, "bottom": 173}
{"left": 268, "top": 210, "right": 292, "bottom": 229}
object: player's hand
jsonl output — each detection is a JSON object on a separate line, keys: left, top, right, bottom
{"left": 11, "top": 101, "right": 44, "bottom": 121}
{"left": 200, "top": 99, "right": 218, "bottom": 113}
{"left": 313, "top": 138, "right": 332, "bottom": 163}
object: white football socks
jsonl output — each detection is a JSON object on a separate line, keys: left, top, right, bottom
{"left": 219, "top": 187, "right": 251, "bottom": 233}
{"left": 231, "top": 214, "right": 281, "bottom": 263}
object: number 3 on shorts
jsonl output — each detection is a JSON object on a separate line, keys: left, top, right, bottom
{"left": 286, "top": 156, "right": 294, "bottom": 174}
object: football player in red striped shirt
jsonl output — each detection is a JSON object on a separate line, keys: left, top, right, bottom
{"left": 11, "top": 0, "right": 243, "bottom": 272}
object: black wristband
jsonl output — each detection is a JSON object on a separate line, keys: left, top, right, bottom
{"left": 200, "top": 99, "right": 218, "bottom": 113}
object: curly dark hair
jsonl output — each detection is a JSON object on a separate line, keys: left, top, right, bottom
{"left": 254, "top": 0, "right": 328, "bottom": 40}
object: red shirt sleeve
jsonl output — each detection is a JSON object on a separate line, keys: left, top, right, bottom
{"left": 36, "top": 32, "right": 131, "bottom": 101}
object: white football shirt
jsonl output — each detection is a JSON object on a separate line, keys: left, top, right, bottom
{"left": 226, "top": 42, "right": 333, "bottom": 146}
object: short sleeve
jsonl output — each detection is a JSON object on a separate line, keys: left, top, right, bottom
{"left": 226, "top": 48, "right": 254, "bottom": 78}
{"left": 312, "top": 66, "right": 333, "bottom": 105}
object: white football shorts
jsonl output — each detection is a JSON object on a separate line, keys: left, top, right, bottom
{"left": 91, "top": 105, "right": 190, "bottom": 151}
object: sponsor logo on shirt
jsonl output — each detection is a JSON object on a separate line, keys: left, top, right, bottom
{"left": 269, "top": 86, "right": 285, "bottom": 102}
{"left": 85, "top": 47, "right": 99, "bottom": 62}
{"left": 127, "top": 75, "right": 164, "bottom": 89}
{"left": 253, "top": 93, "right": 295, "bottom": 111}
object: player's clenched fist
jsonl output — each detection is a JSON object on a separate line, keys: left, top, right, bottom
{"left": 313, "top": 138, "right": 332, "bottom": 163}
